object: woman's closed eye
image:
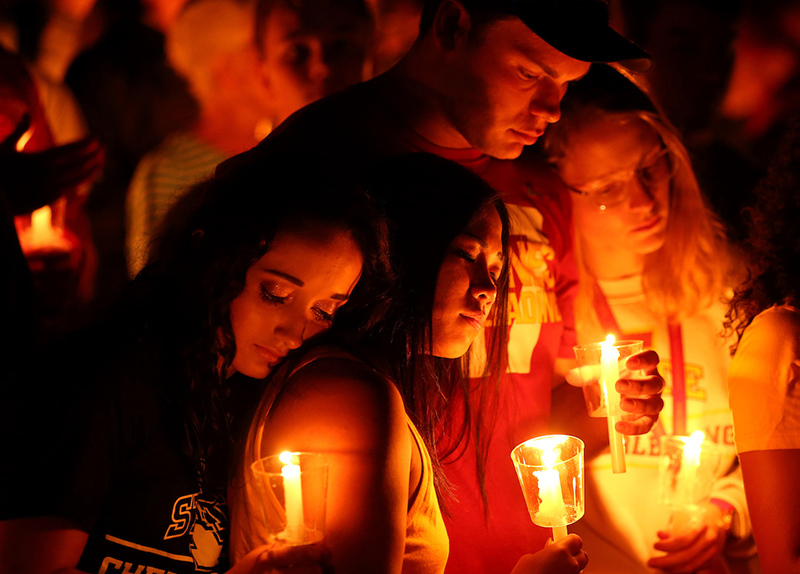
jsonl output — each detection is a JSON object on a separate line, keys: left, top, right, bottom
{"left": 260, "top": 283, "right": 289, "bottom": 304}
{"left": 456, "top": 248, "right": 477, "bottom": 263}
{"left": 312, "top": 301, "right": 339, "bottom": 325}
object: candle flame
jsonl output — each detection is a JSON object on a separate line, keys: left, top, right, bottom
{"left": 688, "top": 430, "right": 705, "bottom": 444}
{"left": 15, "top": 127, "right": 33, "bottom": 152}
{"left": 279, "top": 451, "right": 296, "bottom": 465}
{"left": 526, "top": 436, "right": 562, "bottom": 468}
{"left": 600, "top": 334, "right": 620, "bottom": 360}
{"left": 684, "top": 431, "right": 704, "bottom": 466}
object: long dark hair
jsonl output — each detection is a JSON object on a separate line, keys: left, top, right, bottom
{"left": 117, "top": 152, "right": 390, "bottom": 490}
{"left": 726, "top": 116, "right": 800, "bottom": 351}
{"left": 337, "top": 152, "right": 510, "bottom": 504}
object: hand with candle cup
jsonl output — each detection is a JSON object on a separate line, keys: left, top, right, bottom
{"left": 647, "top": 504, "right": 733, "bottom": 574}
{"left": 511, "top": 435, "right": 585, "bottom": 541}
{"left": 508, "top": 536, "right": 588, "bottom": 574}
{"left": 649, "top": 433, "right": 728, "bottom": 572}
{"left": 568, "top": 344, "right": 665, "bottom": 437}
{"left": 509, "top": 434, "right": 589, "bottom": 574}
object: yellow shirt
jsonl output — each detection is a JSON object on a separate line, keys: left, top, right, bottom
{"left": 728, "top": 304, "right": 800, "bottom": 452}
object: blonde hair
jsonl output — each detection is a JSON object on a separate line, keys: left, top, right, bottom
{"left": 166, "top": 0, "right": 256, "bottom": 100}
{"left": 544, "top": 74, "right": 729, "bottom": 338}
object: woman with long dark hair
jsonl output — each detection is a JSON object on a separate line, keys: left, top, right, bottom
{"left": 0, "top": 152, "right": 389, "bottom": 574}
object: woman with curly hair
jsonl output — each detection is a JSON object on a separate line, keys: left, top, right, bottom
{"left": 725, "top": 116, "right": 800, "bottom": 573}
{"left": 0, "top": 151, "right": 390, "bottom": 574}
{"left": 543, "top": 65, "right": 754, "bottom": 574}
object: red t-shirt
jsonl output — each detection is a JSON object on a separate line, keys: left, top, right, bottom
{"left": 219, "top": 80, "right": 577, "bottom": 573}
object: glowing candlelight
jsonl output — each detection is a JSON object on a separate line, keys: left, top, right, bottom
{"left": 600, "top": 335, "right": 626, "bottom": 473}
{"left": 512, "top": 435, "right": 585, "bottom": 542}
{"left": 15, "top": 126, "right": 33, "bottom": 152}
{"left": 531, "top": 437, "right": 569, "bottom": 541}
{"left": 279, "top": 451, "right": 304, "bottom": 544}
{"left": 677, "top": 431, "right": 704, "bottom": 506}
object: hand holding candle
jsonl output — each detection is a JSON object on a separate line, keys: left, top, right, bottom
{"left": 511, "top": 435, "right": 585, "bottom": 541}
{"left": 573, "top": 337, "right": 644, "bottom": 473}
{"left": 658, "top": 432, "right": 723, "bottom": 535}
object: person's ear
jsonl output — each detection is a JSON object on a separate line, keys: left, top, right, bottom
{"left": 432, "top": 0, "right": 472, "bottom": 51}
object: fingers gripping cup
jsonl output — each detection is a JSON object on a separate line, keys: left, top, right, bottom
{"left": 511, "top": 435, "right": 585, "bottom": 541}
{"left": 250, "top": 452, "right": 328, "bottom": 546}
{"left": 573, "top": 337, "right": 644, "bottom": 473}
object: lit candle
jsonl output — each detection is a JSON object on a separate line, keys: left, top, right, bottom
{"left": 532, "top": 439, "right": 569, "bottom": 540}
{"left": 279, "top": 451, "right": 304, "bottom": 544}
{"left": 678, "top": 431, "right": 704, "bottom": 506}
{"left": 600, "top": 335, "right": 626, "bottom": 473}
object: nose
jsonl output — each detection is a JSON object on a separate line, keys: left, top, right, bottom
{"left": 529, "top": 79, "right": 563, "bottom": 124}
{"left": 275, "top": 317, "right": 305, "bottom": 351}
{"left": 470, "top": 259, "right": 498, "bottom": 307}
{"left": 628, "top": 177, "right": 657, "bottom": 211}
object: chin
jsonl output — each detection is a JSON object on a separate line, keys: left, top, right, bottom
{"left": 234, "top": 361, "right": 272, "bottom": 380}
{"left": 432, "top": 339, "right": 473, "bottom": 360}
{"left": 487, "top": 141, "right": 525, "bottom": 160}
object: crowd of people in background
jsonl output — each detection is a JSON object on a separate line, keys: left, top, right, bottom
{"left": 1, "top": 0, "right": 800, "bottom": 573}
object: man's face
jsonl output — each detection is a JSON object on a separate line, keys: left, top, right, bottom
{"left": 444, "top": 16, "right": 590, "bottom": 159}
{"left": 259, "top": 3, "right": 372, "bottom": 126}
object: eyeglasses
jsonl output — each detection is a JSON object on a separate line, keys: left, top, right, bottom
{"left": 561, "top": 146, "right": 673, "bottom": 211}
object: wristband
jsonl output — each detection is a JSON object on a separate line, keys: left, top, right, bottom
{"left": 709, "top": 498, "right": 735, "bottom": 532}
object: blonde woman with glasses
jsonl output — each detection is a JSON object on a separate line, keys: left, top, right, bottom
{"left": 543, "top": 65, "right": 758, "bottom": 574}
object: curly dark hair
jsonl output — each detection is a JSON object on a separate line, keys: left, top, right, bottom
{"left": 117, "top": 151, "right": 390, "bottom": 490}
{"left": 725, "top": 116, "right": 800, "bottom": 352}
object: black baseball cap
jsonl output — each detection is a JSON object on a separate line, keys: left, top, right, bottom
{"left": 475, "top": 0, "right": 651, "bottom": 71}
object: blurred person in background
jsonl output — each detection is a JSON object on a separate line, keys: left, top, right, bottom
{"left": 0, "top": 45, "right": 102, "bottom": 376}
{"left": 254, "top": 0, "right": 374, "bottom": 129}
{"left": 720, "top": 0, "right": 800, "bottom": 166}
{"left": 614, "top": 0, "right": 764, "bottom": 248}
{"left": 373, "top": 0, "right": 423, "bottom": 74}
{"left": 126, "top": 0, "right": 375, "bottom": 277}
{"left": 65, "top": 0, "right": 197, "bottom": 313}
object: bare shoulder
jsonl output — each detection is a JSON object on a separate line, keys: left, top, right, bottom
{"left": 260, "top": 355, "right": 411, "bottom": 456}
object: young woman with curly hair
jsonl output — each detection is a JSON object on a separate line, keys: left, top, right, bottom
{"left": 725, "top": 116, "right": 800, "bottom": 573}
{"left": 0, "top": 152, "right": 390, "bottom": 574}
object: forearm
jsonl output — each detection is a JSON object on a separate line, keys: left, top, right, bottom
{"left": 740, "top": 449, "right": 800, "bottom": 572}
